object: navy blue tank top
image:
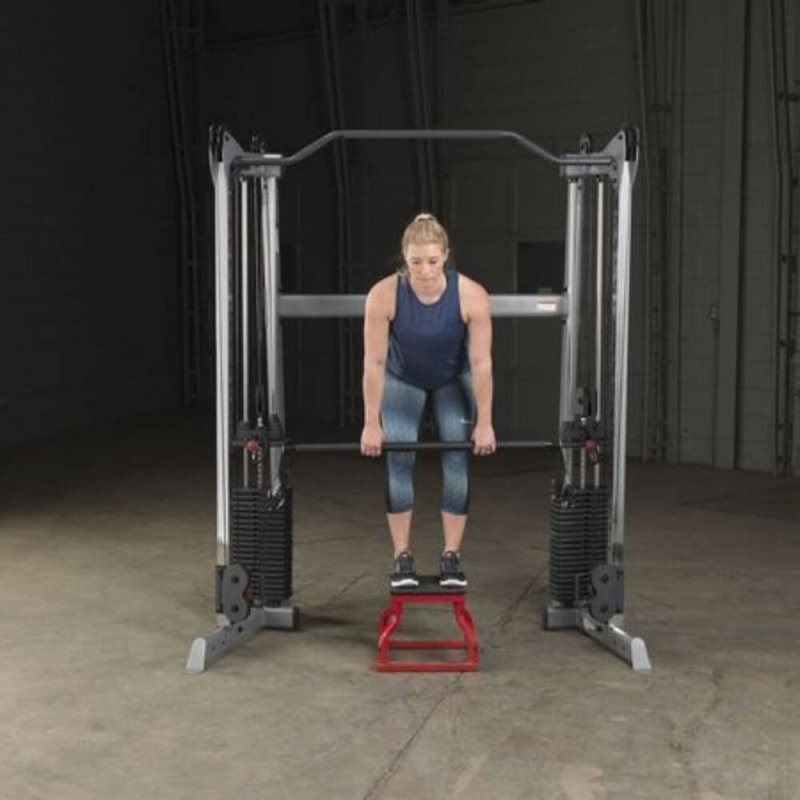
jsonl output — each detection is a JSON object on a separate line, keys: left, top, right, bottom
{"left": 386, "top": 269, "right": 468, "bottom": 390}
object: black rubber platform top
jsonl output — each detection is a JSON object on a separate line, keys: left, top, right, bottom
{"left": 390, "top": 575, "right": 467, "bottom": 595}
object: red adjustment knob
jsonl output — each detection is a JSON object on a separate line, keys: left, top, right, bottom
{"left": 244, "top": 439, "right": 261, "bottom": 453}
{"left": 585, "top": 438, "right": 599, "bottom": 462}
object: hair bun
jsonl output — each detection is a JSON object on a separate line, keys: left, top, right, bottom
{"left": 401, "top": 212, "right": 449, "bottom": 254}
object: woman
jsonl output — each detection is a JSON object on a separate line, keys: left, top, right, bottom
{"left": 361, "top": 213, "right": 495, "bottom": 588}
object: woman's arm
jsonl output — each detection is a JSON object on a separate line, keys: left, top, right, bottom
{"left": 462, "top": 277, "right": 496, "bottom": 454}
{"left": 361, "top": 278, "right": 393, "bottom": 456}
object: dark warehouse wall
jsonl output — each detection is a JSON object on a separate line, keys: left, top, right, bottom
{"left": 204, "top": 1, "right": 645, "bottom": 443}
{"left": 0, "top": 2, "right": 181, "bottom": 448}
{"left": 435, "top": 3, "right": 642, "bottom": 445}
{"left": 661, "top": 0, "right": 799, "bottom": 472}
{"left": 205, "top": 0, "right": 800, "bottom": 474}
{"left": 2, "top": 1, "right": 797, "bottom": 477}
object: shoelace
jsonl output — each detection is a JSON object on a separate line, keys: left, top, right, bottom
{"left": 441, "top": 552, "right": 460, "bottom": 571}
{"left": 396, "top": 552, "right": 415, "bottom": 571}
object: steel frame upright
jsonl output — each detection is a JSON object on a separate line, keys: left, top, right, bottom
{"left": 259, "top": 171, "right": 285, "bottom": 493}
{"left": 210, "top": 131, "right": 239, "bottom": 571}
{"left": 611, "top": 153, "right": 637, "bottom": 566}
{"left": 559, "top": 177, "right": 585, "bottom": 485}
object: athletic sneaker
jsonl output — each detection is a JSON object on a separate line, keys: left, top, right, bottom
{"left": 390, "top": 550, "right": 419, "bottom": 588}
{"left": 439, "top": 550, "right": 468, "bottom": 587}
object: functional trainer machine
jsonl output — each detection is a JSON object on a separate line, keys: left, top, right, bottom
{"left": 185, "top": 126, "right": 651, "bottom": 675}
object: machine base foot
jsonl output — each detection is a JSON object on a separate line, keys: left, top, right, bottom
{"left": 186, "top": 601, "right": 299, "bottom": 674}
{"left": 544, "top": 602, "right": 651, "bottom": 673}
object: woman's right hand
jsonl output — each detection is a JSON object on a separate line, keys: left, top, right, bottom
{"left": 360, "top": 422, "right": 384, "bottom": 457}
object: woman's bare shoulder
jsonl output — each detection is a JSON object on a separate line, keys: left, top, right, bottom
{"left": 366, "top": 274, "right": 398, "bottom": 317}
{"left": 457, "top": 273, "right": 489, "bottom": 304}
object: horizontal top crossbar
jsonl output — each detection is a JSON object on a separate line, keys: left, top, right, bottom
{"left": 233, "top": 129, "right": 615, "bottom": 169}
{"left": 278, "top": 293, "right": 567, "bottom": 318}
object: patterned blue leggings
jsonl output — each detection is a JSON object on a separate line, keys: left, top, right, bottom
{"left": 381, "top": 371, "right": 475, "bottom": 515}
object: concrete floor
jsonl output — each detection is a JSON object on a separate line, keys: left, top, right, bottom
{"left": 1, "top": 408, "right": 799, "bottom": 800}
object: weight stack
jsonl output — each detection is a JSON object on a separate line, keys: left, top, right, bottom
{"left": 549, "top": 484, "right": 609, "bottom": 605}
{"left": 230, "top": 486, "right": 293, "bottom": 606}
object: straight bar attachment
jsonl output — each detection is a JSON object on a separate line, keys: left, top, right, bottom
{"left": 289, "top": 440, "right": 556, "bottom": 453}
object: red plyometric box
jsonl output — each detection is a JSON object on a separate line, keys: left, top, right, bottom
{"left": 376, "top": 577, "right": 479, "bottom": 673}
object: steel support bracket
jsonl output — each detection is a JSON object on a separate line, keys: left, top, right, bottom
{"left": 561, "top": 162, "right": 618, "bottom": 180}
{"left": 215, "top": 563, "right": 250, "bottom": 623}
{"left": 233, "top": 159, "right": 283, "bottom": 180}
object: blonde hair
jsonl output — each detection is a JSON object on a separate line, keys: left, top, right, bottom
{"left": 401, "top": 212, "right": 449, "bottom": 254}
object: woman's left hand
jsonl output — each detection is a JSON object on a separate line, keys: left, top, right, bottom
{"left": 472, "top": 422, "right": 496, "bottom": 456}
